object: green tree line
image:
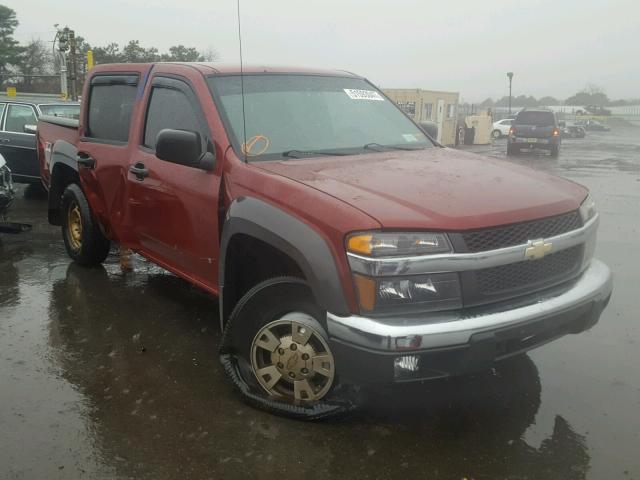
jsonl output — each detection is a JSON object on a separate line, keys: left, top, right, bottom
{"left": 479, "top": 84, "right": 637, "bottom": 108}
{"left": 0, "top": 4, "right": 217, "bottom": 91}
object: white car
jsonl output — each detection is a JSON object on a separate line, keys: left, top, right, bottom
{"left": 492, "top": 118, "right": 515, "bottom": 138}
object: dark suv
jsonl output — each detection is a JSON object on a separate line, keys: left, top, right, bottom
{"left": 507, "top": 109, "right": 561, "bottom": 157}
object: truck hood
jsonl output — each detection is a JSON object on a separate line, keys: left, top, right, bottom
{"left": 255, "top": 148, "right": 587, "bottom": 230}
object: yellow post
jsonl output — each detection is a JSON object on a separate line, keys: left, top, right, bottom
{"left": 86, "top": 50, "right": 94, "bottom": 71}
{"left": 6, "top": 86, "right": 16, "bottom": 97}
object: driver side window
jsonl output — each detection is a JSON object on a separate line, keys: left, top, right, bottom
{"left": 143, "top": 85, "right": 201, "bottom": 150}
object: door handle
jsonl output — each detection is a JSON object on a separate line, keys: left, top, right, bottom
{"left": 77, "top": 152, "right": 96, "bottom": 169}
{"left": 129, "top": 162, "right": 149, "bottom": 181}
{"left": 1, "top": 138, "right": 10, "bottom": 143}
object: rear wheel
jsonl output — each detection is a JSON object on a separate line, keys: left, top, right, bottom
{"left": 61, "top": 183, "right": 110, "bottom": 266}
{"left": 492, "top": 129, "right": 502, "bottom": 139}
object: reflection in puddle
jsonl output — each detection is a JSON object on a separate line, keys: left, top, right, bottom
{"left": 44, "top": 262, "right": 591, "bottom": 479}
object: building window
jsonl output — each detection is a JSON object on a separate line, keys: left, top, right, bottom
{"left": 423, "top": 103, "right": 433, "bottom": 121}
{"left": 447, "top": 104, "right": 456, "bottom": 118}
{"left": 396, "top": 101, "right": 416, "bottom": 117}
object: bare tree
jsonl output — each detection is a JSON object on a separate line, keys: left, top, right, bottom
{"left": 201, "top": 47, "right": 219, "bottom": 62}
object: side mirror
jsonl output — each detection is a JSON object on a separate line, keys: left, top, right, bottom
{"left": 24, "top": 124, "right": 37, "bottom": 134}
{"left": 199, "top": 152, "right": 215, "bottom": 171}
{"left": 156, "top": 129, "right": 202, "bottom": 167}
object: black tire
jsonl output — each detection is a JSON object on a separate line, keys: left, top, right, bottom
{"left": 550, "top": 145, "right": 560, "bottom": 157}
{"left": 507, "top": 144, "right": 518, "bottom": 156}
{"left": 492, "top": 129, "right": 502, "bottom": 139}
{"left": 220, "top": 276, "right": 354, "bottom": 419}
{"left": 61, "top": 183, "right": 110, "bottom": 266}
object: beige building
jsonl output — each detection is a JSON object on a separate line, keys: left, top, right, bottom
{"left": 383, "top": 89, "right": 460, "bottom": 146}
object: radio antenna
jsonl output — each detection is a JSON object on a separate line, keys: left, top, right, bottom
{"left": 236, "top": 0, "right": 248, "bottom": 163}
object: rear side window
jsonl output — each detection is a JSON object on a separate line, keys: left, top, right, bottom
{"left": 143, "top": 87, "right": 200, "bottom": 149}
{"left": 5, "top": 104, "right": 37, "bottom": 133}
{"left": 0, "top": 104, "right": 5, "bottom": 124}
{"left": 516, "top": 111, "right": 555, "bottom": 126}
{"left": 87, "top": 75, "right": 138, "bottom": 142}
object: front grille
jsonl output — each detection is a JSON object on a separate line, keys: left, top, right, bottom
{"left": 474, "top": 245, "right": 583, "bottom": 295}
{"left": 461, "top": 211, "right": 582, "bottom": 252}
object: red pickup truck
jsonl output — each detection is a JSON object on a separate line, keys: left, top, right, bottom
{"left": 37, "top": 63, "right": 612, "bottom": 418}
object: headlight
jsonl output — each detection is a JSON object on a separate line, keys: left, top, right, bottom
{"left": 579, "top": 194, "right": 597, "bottom": 222}
{"left": 347, "top": 232, "right": 452, "bottom": 257}
{"left": 353, "top": 272, "right": 462, "bottom": 314}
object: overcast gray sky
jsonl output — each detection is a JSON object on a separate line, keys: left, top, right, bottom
{"left": 6, "top": 0, "right": 639, "bottom": 102}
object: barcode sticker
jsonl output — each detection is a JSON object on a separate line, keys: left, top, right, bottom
{"left": 344, "top": 89, "right": 385, "bottom": 101}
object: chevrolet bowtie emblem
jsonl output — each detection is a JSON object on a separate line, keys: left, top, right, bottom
{"left": 525, "top": 239, "right": 553, "bottom": 260}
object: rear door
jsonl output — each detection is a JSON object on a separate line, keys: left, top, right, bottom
{"left": 126, "top": 73, "right": 221, "bottom": 289}
{"left": 77, "top": 66, "right": 151, "bottom": 243}
{"left": 0, "top": 103, "right": 39, "bottom": 182}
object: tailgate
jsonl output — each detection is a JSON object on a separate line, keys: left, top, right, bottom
{"left": 514, "top": 125, "right": 554, "bottom": 138}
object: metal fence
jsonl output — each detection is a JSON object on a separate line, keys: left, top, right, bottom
{"left": 0, "top": 74, "right": 63, "bottom": 96}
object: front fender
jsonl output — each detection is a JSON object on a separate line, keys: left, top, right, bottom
{"left": 219, "top": 197, "right": 350, "bottom": 326}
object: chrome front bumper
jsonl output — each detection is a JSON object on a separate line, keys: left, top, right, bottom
{"left": 327, "top": 259, "right": 612, "bottom": 352}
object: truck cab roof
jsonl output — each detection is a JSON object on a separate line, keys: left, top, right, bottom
{"left": 89, "top": 62, "right": 362, "bottom": 78}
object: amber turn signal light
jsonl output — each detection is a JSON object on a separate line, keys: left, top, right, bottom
{"left": 353, "top": 274, "right": 376, "bottom": 312}
{"left": 347, "top": 234, "right": 373, "bottom": 255}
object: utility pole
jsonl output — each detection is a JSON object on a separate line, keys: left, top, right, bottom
{"left": 55, "top": 26, "right": 69, "bottom": 99}
{"left": 507, "top": 72, "right": 514, "bottom": 116}
{"left": 68, "top": 29, "right": 78, "bottom": 101}
{"left": 54, "top": 26, "right": 80, "bottom": 100}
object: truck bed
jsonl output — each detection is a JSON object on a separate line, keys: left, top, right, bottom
{"left": 37, "top": 115, "right": 79, "bottom": 189}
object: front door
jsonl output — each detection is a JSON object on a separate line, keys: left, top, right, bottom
{"left": 126, "top": 75, "right": 221, "bottom": 290}
{"left": 0, "top": 103, "right": 38, "bottom": 182}
{"left": 436, "top": 99, "right": 445, "bottom": 144}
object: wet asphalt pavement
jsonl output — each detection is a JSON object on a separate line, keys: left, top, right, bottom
{"left": 1, "top": 128, "right": 639, "bottom": 480}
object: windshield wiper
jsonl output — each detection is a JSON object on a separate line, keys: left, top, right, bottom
{"left": 363, "top": 143, "right": 425, "bottom": 152}
{"left": 282, "top": 149, "right": 351, "bottom": 158}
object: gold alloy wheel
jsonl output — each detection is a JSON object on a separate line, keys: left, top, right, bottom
{"left": 251, "top": 314, "right": 335, "bottom": 402}
{"left": 67, "top": 200, "right": 83, "bottom": 250}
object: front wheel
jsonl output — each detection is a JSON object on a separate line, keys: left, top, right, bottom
{"left": 220, "top": 277, "right": 354, "bottom": 419}
{"left": 61, "top": 183, "right": 111, "bottom": 266}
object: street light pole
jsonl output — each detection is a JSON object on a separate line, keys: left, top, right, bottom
{"left": 507, "top": 72, "right": 514, "bottom": 116}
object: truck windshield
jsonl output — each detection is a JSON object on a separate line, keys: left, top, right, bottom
{"left": 207, "top": 74, "right": 433, "bottom": 161}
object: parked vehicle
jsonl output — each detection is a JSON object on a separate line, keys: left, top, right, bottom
{"left": 0, "top": 153, "right": 14, "bottom": 216}
{"left": 560, "top": 121, "right": 586, "bottom": 138}
{"left": 492, "top": 118, "right": 514, "bottom": 138}
{"left": 583, "top": 119, "right": 610, "bottom": 132}
{"left": 38, "top": 63, "right": 612, "bottom": 419}
{"left": 507, "top": 108, "right": 562, "bottom": 156}
{"left": 0, "top": 98, "right": 80, "bottom": 184}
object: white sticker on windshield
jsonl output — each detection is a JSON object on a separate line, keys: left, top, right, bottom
{"left": 402, "top": 133, "right": 419, "bottom": 143}
{"left": 344, "top": 89, "right": 385, "bottom": 101}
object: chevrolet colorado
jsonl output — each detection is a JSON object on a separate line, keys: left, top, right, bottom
{"left": 37, "top": 63, "right": 612, "bottom": 418}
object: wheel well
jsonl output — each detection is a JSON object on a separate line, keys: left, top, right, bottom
{"left": 222, "top": 234, "right": 306, "bottom": 326}
{"left": 48, "top": 163, "right": 79, "bottom": 225}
